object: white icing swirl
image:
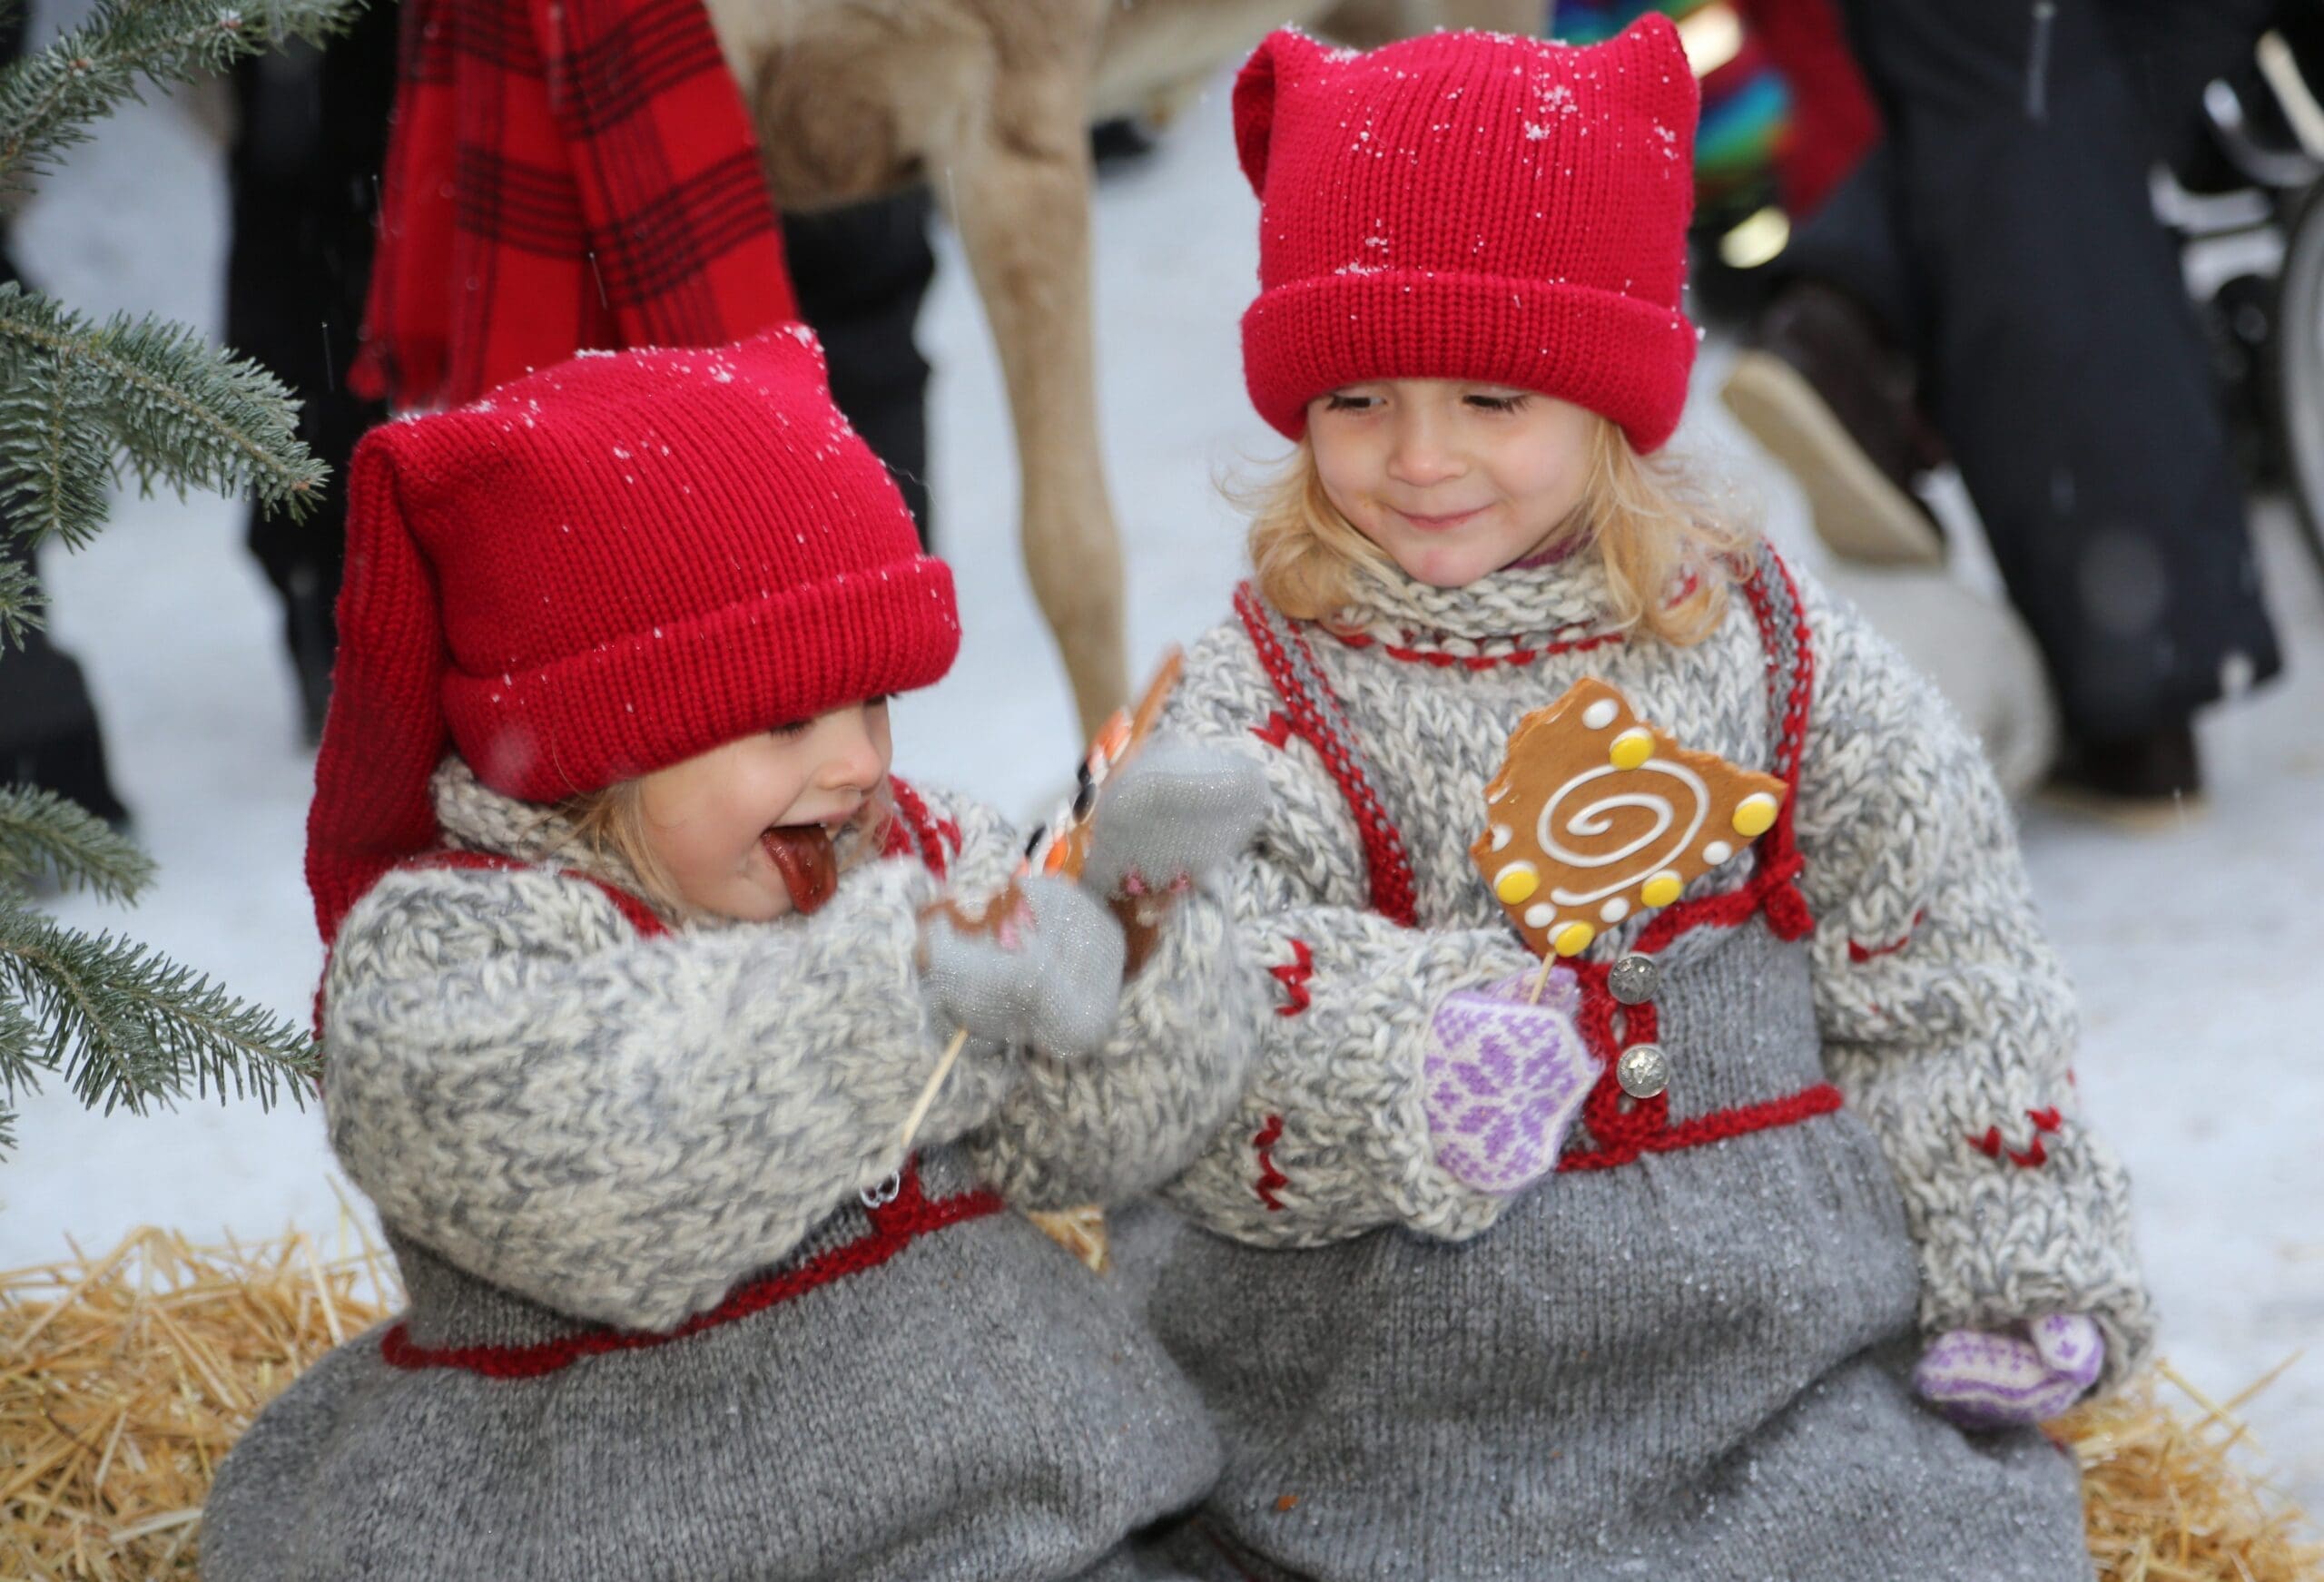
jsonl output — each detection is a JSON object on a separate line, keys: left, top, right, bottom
{"left": 1534, "top": 760, "right": 1709, "bottom": 906}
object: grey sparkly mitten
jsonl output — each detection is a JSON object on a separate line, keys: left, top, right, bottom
{"left": 1078, "top": 738, "right": 1267, "bottom": 900}
{"left": 921, "top": 874, "right": 1127, "bottom": 1056}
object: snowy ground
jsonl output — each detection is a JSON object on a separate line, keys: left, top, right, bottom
{"left": 7, "top": 54, "right": 2321, "bottom": 1515}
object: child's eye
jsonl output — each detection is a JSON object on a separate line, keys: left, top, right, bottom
{"left": 1464, "top": 392, "right": 1530, "bottom": 413}
{"left": 1322, "top": 391, "right": 1379, "bottom": 412}
{"left": 768, "top": 719, "right": 812, "bottom": 740}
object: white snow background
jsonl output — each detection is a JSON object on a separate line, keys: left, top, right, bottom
{"left": 6, "top": 33, "right": 2321, "bottom": 1514}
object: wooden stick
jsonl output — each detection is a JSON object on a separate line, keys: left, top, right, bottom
{"left": 900, "top": 1028, "right": 971, "bottom": 1155}
{"left": 1525, "top": 948, "right": 1559, "bottom": 1007}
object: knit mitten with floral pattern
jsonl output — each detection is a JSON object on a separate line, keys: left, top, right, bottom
{"left": 1423, "top": 970, "right": 1593, "bottom": 1194}
{"left": 1913, "top": 1313, "right": 2106, "bottom": 1429}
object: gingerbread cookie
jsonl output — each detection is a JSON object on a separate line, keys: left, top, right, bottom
{"left": 1472, "top": 677, "right": 1787, "bottom": 958}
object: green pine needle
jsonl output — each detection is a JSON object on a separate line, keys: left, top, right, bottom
{"left": 0, "top": 282, "right": 327, "bottom": 550}
{"left": 0, "top": 783, "right": 154, "bottom": 900}
{"left": 0, "top": 909, "right": 317, "bottom": 1133}
{"left": 0, "top": 0, "right": 359, "bottom": 201}
{"left": 0, "top": 555, "right": 42, "bottom": 647}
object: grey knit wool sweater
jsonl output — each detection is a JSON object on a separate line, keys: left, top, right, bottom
{"left": 1115, "top": 542, "right": 2149, "bottom": 1580}
{"left": 202, "top": 761, "right": 1241, "bottom": 1582}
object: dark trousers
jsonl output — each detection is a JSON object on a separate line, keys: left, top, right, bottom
{"left": 1791, "top": 0, "right": 2284, "bottom": 741}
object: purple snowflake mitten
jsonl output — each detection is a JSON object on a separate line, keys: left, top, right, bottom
{"left": 1913, "top": 1313, "right": 2105, "bottom": 1430}
{"left": 1423, "top": 971, "right": 1593, "bottom": 1195}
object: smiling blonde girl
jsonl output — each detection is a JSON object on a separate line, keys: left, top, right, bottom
{"left": 1115, "top": 19, "right": 2150, "bottom": 1580}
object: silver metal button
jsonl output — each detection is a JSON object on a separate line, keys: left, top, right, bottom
{"left": 1608, "top": 954, "right": 1660, "bottom": 1006}
{"left": 1616, "top": 1043, "right": 1669, "bottom": 1099}
{"left": 860, "top": 1171, "right": 903, "bottom": 1209}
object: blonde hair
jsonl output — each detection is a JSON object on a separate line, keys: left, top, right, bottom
{"left": 1243, "top": 414, "right": 1755, "bottom": 645}
{"left": 550, "top": 778, "right": 683, "bottom": 910}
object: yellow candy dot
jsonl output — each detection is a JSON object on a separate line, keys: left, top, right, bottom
{"left": 1551, "top": 921, "right": 1596, "bottom": 958}
{"left": 1640, "top": 871, "right": 1683, "bottom": 909}
{"left": 1493, "top": 862, "right": 1540, "bottom": 905}
{"left": 1730, "top": 791, "right": 1779, "bottom": 838}
{"left": 1609, "top": 727, "right": 1655, "bottom": 771}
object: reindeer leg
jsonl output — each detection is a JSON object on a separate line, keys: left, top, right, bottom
{"left": 938, "top": 60, "right": 1128, "bottom": 741}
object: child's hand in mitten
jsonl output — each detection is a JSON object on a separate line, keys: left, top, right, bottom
{"left": 921, "top": 876, "right": 1127, "bottom": 1056}
{"left": 1078, "top": 739, "right": 1266, "bottom": 901}
{"left": 1912, "top": 1313, "right": 2105, "bottom": 1430}
{"left": 1423, "top": 971, "right": 1594, "bottom": 1195}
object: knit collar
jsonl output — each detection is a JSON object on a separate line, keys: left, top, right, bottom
{"left": 1331, "top": 540, "right": 1627, "bottom": 653}
{"left": 428, "top": 756, "right": 733, "bottom": 933}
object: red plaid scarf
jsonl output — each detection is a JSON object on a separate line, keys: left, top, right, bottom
{"left": 352, "top": 0, "right": 797, "bottom": 409}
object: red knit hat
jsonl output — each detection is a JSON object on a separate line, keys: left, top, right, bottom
{"left": 1235, "top": 15, "right": 1700, "bottom": 452}
{"left": 307, "top": 325, "right": 959, "bottom": 945}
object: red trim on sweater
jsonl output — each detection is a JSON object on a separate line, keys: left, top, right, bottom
{"left": 1847, "top": 909, "right": 1925, "bottom": 964}
{"left": 1252, "top": 1115, "right": 1291, "bottom": 1211}
{"left": 1558, "top": 1084, "right": 1846, "bottom": 1172}
{"left": 886, "top": 776, "right": 954, "bottom": 879}
{"left": 1234, "top": 584, "right": 1418, "bottom": 929}
{"left": 1327, "top": 626, "right": 1626, "bottom": 669}
{"left": 1268, "top": 938, "right": 1315, "bottom": 1017}
{"left": 1251, "top": 711, "right": 1295, "bottom": 750}
{"left": 379, "top": 1163, "right": 1005, "bottom": 1377}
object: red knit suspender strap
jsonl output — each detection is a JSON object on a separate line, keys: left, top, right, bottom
{"left": 1737, "top": 541, "right": 1817, "bottom": 941}
{"left": 1553, "top": 540, "right": 1835, "bottom": 1168}
{"left": 884, "top": 775, "right": 958, "bottom": 879}
{"left": 379, "top": 1164, "right": 1005, "bottom": 1377}
{"left": 1234, "top": 583, "right": 1420, "bottom": 928}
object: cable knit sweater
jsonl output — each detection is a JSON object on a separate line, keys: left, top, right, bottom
{"left": 1116, "top": 540, "right": 2146, "bottom": 1581}
{"left": 202, "top": 762, "right": 1242, "bottom": 1582}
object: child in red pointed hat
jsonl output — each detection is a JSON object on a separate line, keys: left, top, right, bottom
{"left": 204, "top": 325, "right": 1261, "bottom": 1581}
{"left": 1112, "top": 19, "right": 2148, "bottom": 1578}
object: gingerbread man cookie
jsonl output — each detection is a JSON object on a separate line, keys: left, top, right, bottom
{"left": 1472, "top": 677, "right": 1787, "bottom": 958}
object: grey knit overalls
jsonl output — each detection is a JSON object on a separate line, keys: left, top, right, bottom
{"left": 1129, "top": 551, "right": 2093, "bottom": 1581}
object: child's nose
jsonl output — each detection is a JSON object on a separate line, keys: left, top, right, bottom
{"left": 819, "top": 706, "right": 885, "bottom": 789}
{"left": 1386, "top": 413, "right": 1462, "bottom": 486}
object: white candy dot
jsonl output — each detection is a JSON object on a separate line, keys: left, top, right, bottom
{"left": 1489, "top": 824, "right": 1512, "bottom": 850}
{"left": 1581, "top": 699, "right": 1619, "bottom": 730}
{"left": 1523, "top": 903, "right": 1555, "bottom": 929}
{"left": 1600, "top": 898, "right": 1630, "bottom": 923}
{"left": 1702, "top": 840, "right": 1734, "bottom": 865}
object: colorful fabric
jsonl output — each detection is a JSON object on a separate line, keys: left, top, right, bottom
{"left": 309, "top": 329, "right": 958, "bottom": 947}
{"left": 1915, "top": 1313, "right": 2107, "bottom": 1430}
{"left": 1423, "top": 972, "right": 1593, "bottom": 1194}
{"left": 352, "top": 0, "right": 797, "bottom": 410}
{"left": 1232, "top": 17, "right": 1699, "bottom": 451}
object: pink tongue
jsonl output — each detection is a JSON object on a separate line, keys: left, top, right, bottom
{"left": 761, "top": 826, "right": 838, "bottom": 914}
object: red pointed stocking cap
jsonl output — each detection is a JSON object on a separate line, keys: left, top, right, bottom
{"left": 307, "top": 326, "right": 959, "bottom": 946}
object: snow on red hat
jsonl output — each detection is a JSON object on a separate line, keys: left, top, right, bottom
{"left": 1235, "top": 15, "right": 1700, "bottom": 452}
{"left": 307, "top": 325, "right": 959, "bottom": 945}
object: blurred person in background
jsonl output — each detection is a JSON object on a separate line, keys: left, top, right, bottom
{"left": 1727, "top": 0, "right": 2288, "bottom": 811}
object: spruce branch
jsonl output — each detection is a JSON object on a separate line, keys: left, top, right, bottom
{"left": 0, "top": 282, "right": 325, "bottom": 549}
{"left": 0, "top": 988, "right": 35, "bottom": 1097}
{"left": 0, "top": 0, "right": 359, "bottom": 201}
{"left": 0, "top": 909, "right": 317, "bottom": 1135}
{"left": 0, "top": 554, "right": 41, "bottom": 646}
{"left": 0, "top": 784, "right": 154, "bottom": 900}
